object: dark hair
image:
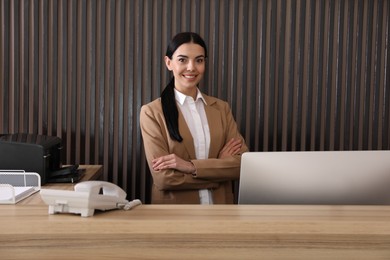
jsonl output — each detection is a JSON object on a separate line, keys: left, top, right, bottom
{"left": 161, "top": 32, "right": 208, "bottom": 142}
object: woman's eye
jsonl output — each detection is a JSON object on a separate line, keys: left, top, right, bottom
{"left": 178, "top": 58, "right": 186, "bottom": 63}
{"left": 197, "top": 58, "right": 204, "bottom": 63}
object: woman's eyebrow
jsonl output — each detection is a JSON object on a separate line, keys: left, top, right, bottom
{"left": 176, "top": 54, "right": 205, "bottom": 59}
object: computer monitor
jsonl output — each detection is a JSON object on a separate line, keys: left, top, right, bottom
{"left": 238, "top": 151, "right": 390, "bottom": 205}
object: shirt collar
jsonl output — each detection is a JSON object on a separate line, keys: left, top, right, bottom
{"left": 174, "top": 88, "right": 207, "bottom": 105}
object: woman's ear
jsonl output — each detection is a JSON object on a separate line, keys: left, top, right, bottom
{"left": 164, "top": 56, "right": 173, "bottom": 71}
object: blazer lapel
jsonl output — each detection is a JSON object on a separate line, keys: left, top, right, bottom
{"left": 203, "top": 96, "right": 221, "bottom": 158}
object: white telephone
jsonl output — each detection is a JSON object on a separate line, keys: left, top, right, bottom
{"left": 40, "top": 181, "right": 141, "bottom": 217}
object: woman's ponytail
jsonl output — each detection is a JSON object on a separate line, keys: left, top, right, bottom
{"left": 161, "top": 78, "right": 183, "bottom": 142}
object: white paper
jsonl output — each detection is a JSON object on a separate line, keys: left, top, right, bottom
{"left": 0, "top": 186, "right": 36, "bottom": 202}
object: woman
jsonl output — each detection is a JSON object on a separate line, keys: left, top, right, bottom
{"left": 140, "top": 32, "right": 248, "bottom": 204}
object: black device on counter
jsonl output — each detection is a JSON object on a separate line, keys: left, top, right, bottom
{"left": 48, "top": 164, "right": 85, "bottom": 183}
{"left": 0, "top": 133, "right": 83, "bottom": 184}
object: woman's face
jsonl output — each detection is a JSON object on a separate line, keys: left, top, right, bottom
{"left": 165, "top": 42, "right": 206, "bottom": 97}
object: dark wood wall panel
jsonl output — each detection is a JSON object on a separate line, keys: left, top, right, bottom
{"left": 1, "top": 0, "right": 389, "bottom": 203}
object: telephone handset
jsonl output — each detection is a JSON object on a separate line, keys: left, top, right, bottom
{"left": 75, "top": 180, "right": 127, "bottom": 201}
{"left": 40, "top": 181, "right": 141, "bottom": 217}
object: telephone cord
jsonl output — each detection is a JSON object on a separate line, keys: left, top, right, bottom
{"left": 118, "top": 199, "right": 142, "bottom": 210}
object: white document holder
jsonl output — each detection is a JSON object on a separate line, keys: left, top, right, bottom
{"left": 0, "top": 170, "right": 41, "bottom": 204}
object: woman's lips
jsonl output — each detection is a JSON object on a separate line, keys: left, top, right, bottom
{"left": 183, "top": 74, "right": 197, "bottom": 79}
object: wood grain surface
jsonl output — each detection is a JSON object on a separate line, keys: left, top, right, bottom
{"left": 1, "top": 203, "right": 390, "bottom": 259}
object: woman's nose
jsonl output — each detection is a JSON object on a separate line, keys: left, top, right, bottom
{"left": 187, "top": 60, "right": 195, "bottom": 70}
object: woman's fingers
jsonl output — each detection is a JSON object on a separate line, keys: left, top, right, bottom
{"left": 218, "top": 138, "right": 242, "bottom": 158}
{"left": 152, "top": 154, "right": 194, "bottom": 173}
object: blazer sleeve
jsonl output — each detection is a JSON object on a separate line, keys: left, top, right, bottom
{"left": 140, "top": 102, "right": 220, "bottom": 191}
{"left": 191, "top": 100, "right": 249, "bottom": 182}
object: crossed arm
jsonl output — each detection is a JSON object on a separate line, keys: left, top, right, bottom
{"left": 151, "top": 137, "right": 243, "bottom": 174}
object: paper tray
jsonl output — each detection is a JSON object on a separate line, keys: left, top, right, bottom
{"left": 0, "top": 170, "right": 41, "bottom": 204}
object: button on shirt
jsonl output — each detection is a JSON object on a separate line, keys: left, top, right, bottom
{"left": 174, "top": 88, "right": 213, "bottom": 204}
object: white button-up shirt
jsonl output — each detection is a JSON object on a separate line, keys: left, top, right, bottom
{"left": 174, "top": 88, "right": 213, "bottom": 204}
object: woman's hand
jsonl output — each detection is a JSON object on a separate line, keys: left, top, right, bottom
{"left": 152, "top": 154, "right": 196, "bottom": 174}
{"left": 218, "top": 138, "right": 242, "bottom": 159}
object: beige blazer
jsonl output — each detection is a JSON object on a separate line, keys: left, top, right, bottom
{"left": 140, "top": 93, "right": 249, "bottom": 204}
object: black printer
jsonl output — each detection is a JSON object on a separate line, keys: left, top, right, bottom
{"left": 0, "top": 133, "right": 80, "bottom": 184}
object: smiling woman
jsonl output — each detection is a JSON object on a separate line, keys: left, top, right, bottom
{"left": 139, "top": 32, "right": 249, "bottom": 205}
{"left": 164, "top": 43, "right": 206, "bottom": 99}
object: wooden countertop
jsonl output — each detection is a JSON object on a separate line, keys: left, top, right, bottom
{"left": 1, "top": 203, "right": 390, "bottom": 259}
